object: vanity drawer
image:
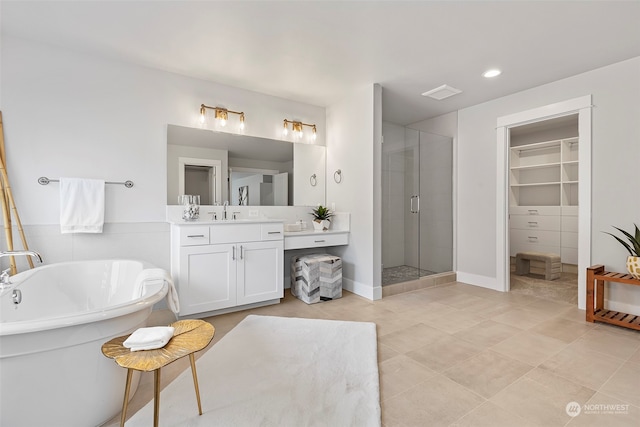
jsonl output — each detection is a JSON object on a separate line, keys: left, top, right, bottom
{"left": 179, "top": 226, "right": 210, "bottom": 246}
{"left": 261, "top": 223, "right": 284, "bottom": 241}
{"left": 209, "top": 224, "right": 261, "bottom": 244}
{"left": 284, "top": 232, "right": 349, "bottom": 250}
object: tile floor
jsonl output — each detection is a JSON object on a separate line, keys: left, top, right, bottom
{"left": 102, "top": 282, "right": 640, "bottom": 427}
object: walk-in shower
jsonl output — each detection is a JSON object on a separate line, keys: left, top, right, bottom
{"left": 381, "top": 123, "right": 453, "bottom": 286}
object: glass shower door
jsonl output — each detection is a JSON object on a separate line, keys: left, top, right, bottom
{"left": 381, "top": 125, "right": 453, "bottom": 286}
{"left": 418, "top": 131, "right": 453, "bottom": 275}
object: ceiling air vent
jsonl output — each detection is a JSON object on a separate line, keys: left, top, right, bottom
{"left": 421, "top": 84, "right": 462, "bottom": 100}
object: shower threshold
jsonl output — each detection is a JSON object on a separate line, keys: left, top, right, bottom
{"left": 381, "top": 267, "right": 456, "bottom": 298}
{"left": 382, "top": 265, "right": 437, "bottom": 286}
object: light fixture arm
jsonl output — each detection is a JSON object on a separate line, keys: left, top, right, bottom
{"left": 200, "top": 104, "right": 245, "bottom": 128}
{"left": 283, "top": 119, "right": 317, "bottom": 140}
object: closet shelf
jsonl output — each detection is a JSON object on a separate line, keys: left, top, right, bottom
{"left": 510, "top": 162, "right": 560, "bottom": 171}
{"left": 511, "top": 182, "right": 561, "bottom": 187}
{"left": 510, "top": 140, "right": 560, "bottom": 153}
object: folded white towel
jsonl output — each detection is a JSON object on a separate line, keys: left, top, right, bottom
{"left": 59, "top": 177, "right": 105, "bottom": 234}
{"left": 123, "top": 326, "right": 175, "bottom": 352}
{"left": 133, "top": 268, "right": 181, "bottom": 316}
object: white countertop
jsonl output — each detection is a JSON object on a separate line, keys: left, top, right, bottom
{"left": 283, "top": 229, "right": 349, "bottom": 237}
{"left": 168, "top": 218, "right": 283, "bottom": 225}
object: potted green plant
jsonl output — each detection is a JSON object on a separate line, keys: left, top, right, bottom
{"left": 604, "top": 224, "right": 640, "bottom": 279}
{"left": 310, "top": 205, "right": 333, "bottom": 231}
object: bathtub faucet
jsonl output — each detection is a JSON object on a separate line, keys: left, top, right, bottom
{"left": 0, "top": 251, "right": 43, "bottom": 289}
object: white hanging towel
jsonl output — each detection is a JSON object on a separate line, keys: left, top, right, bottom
{"left": 59, "top": 177, "right": 105, "bottom": 234}
{"left": 133, "top": 268, "right": 181, "bottom": 316}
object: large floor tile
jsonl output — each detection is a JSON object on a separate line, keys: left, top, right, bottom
{"left": 530, "top": 316, "right": 596, "bottom": 344}
{"left": 540, "top": 346, "right": 625, "bottom": 390}
{"left": 490, "top": 307, "right": 551, "bottom": 329}
{"left": 382, "top": 374, "right": 485, "bottom": 427}
{"left": 379, "top": 322, "right": 449, "bottom": 353}
{"left": 453, "top": 319, "right": 522, "bottom": 348}
{"left": 406, "top": 335, "right": 484, "bottom": 372}
{"left": 491, "top": 329, "right": 568, "bottom": 366}
{"left": 491, "top": 368, "right": 595, "bottom": 426}
{"left": 568, "top": 327, "right": 640, "bottom": 361}
{"left": 379, "top": 354, "right": 435, "bottom": 401}
{"left": 443, "top": 350, "right": 533, "bottom": 398}
{"left": 599, "top": 361, "right": 640, "bottom": 407}
{"left": 452, "top": 401, "right": 538, "bottom": 427}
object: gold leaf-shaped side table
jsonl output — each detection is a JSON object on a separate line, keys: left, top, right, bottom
{"left": 102, "top": 319, "right": 215, "bottom": 427}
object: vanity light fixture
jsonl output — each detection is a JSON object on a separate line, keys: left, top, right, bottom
{"left": 283, "top": 119, "right": 316, "bottom": 141}
{"left": 200, "top": 104, "right": 245, "bottom": 130}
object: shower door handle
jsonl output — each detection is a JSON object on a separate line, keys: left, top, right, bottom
{"left": 410, "top": 195, "right": 420, "bottom": 213}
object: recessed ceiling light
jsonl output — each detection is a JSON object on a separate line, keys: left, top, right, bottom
{"left": 483, "top": 69, "right": 502, "bottom": 78}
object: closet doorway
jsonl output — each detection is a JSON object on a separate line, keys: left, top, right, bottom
{"left": 496, "top": 95, "right": 592, "bottom": 310}
{"left": 381, "top": 123, "right": 453, "bottom": 286}
{"left": 508, "top": 115, "right": 579, "bottom": 304}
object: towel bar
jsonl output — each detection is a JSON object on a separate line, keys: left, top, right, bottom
{"left": 38, "top": 177, "right": 134, "bottom": 188}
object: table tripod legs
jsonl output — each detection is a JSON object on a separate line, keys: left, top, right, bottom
{"left": 189, "top": 353, "right": 203, "bottom": 415}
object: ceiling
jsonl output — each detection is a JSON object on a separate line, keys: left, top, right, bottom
{"left": 3, "top": 1, "right": 640, "bottom": 125}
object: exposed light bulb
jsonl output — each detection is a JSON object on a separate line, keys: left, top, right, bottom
{"left": 219, "top": 118, "right": 227, "bottom": 127}
{"left": 283, "top": 127, "right": 288, "bottom": 136}
{"left": 200, "top": 113, "right": 205, "bottom": 124}
{"left": 239, "top": 115, "right": 245, "bottom": 130}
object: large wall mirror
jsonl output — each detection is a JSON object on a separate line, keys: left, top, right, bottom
{"left": 167, "top": 124, "right": 326, "bottom": 206}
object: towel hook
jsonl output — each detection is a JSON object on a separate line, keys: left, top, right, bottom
{"left": 333, "top": 169, "right": 342, "bottom": 184}
{"left": 310, "top": 174, "right": 317, "bottom": 187}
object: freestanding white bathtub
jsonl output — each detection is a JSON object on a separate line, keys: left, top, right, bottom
{"left": 0, "top": 259, "right": 169, "bottom": 427}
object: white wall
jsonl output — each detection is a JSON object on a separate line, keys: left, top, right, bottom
{"left": 326, "top": 84, "right": 382, "bottom": 300}
{"left": 457, "top": 56, "right": 640, "bottom": 313}
{"left": 1, "top": 36, "right": 326, "bottom": 271}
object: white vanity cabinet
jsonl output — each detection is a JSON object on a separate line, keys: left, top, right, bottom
{"left": 171, "top": 221, "right": 284, "bottom": 317}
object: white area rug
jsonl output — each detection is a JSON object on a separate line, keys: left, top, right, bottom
{"left": 126, "top": 315, "right": 381, "bottom": 426}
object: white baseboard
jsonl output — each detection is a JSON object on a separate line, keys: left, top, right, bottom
{"left": 342, "top": 277, "right": 381, "bottom": 301}
{"left": 455, "top": 272, "right": 504, "bottom": 292}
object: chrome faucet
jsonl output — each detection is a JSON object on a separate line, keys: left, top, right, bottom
{"left": 223, "top": 201, "right": 229, "bottom": 220}
{"left": 0, "top": 251, "right": 43, "bottom": 289}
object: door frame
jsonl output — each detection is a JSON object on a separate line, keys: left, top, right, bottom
{"left": 178, "top": 157, "right": 222, "bottom": 205}
{"left": 496, "top": 95, "right": 592, "bottom": 309}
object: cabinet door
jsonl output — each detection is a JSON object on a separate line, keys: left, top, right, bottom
{"left": 236, "top": 240, "right": 283, "bottom": 305}
{"left": 178, "top": 244, "right": 236, "bottom": 315}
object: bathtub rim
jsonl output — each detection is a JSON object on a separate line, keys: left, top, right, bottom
{"left": 0, "top": 259, "right": 169, "bottom": 337}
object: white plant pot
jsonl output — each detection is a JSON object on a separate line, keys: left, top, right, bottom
{"left": 312, "top": 219, "right": 330, "bottom": 231}
{"left": 627, "top": 255, "right": 640, "bottom": 280}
